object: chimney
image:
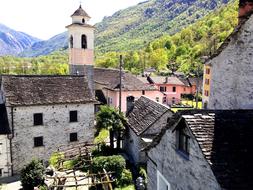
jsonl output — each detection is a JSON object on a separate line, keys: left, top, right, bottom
{"left": 239, "top": 0, "right": 253, "bottom": 22}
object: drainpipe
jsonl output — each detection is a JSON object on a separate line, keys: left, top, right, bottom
{"left": 119, "top": 55, "right": 123, "bottom": 113}
{"left": 9, "top": 106, "right": 14, "bottom": 176}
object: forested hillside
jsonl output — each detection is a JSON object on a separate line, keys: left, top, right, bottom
{"left": 96, "top": 0, "right": 238, "bottom": 74}
{"left": 95, "top": 0, "right": 233, "bottom": 53}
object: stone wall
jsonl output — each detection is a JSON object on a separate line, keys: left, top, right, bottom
{"left": 209, "top": 15, "right": 253, "bottom": 109}
{"left": 147, "top": 126, "right": 221, "bottom": 190}
{"left": 0, "top": 135, "right": 11, "bottom": 178}
{"left": 124, "top": 111, "right": 172, "bottom": 165}
{"left": 6, "top": 103, "right": 94, "bottom": 174}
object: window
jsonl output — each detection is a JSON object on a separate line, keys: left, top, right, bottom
{"left": 204, "top": 90, "right": 209, "bottom": 97}
{"left": 34, "top": 137, "right": 43, "bottom": 147}
{"left": 160, "top": 86, "right": 167, "bottom": 92}
{"left": 156, "top": 97, "right": 159, "bottom": 102}
{"left": 205, "top": 79, "right": 210, "bottom": 85}
{"left": 70, "top": 111, "right": 78, "bottom": 122}
{"left": 70, "top": 133, "right": 78, "bottom": 142}
{"left": 70, "top": 35, "right": 73, "bottom": 48}
{"left": 157, "top": 170, "right": 170, "bottom": 190}
{"left": 178, "top": 129, "right": 189, "bottom": 155}
{"left": 206, "top": 68, "right": 211, "bottom": 74}
{"left": 184, "top": 87, "right": 186, "bottom": 92}
{"left": 34, "top": 113, "right": 43, "bottom": 126}
{"left": 82, "top": 18, "right": 85, "bottom": 24}
{"left": 107, "top": 97, "right": 112, "bottom": 105}
{"left": 172, "top": 87, "right": 176, "bottom": 92}
{"left": 172, "top": 97, "right": 176, "bottom": 104}
{"left": 163, "top": 97, "right": 167, "bottom": 104}
{"left": 81, "top": 34, "right": 87, "bottom": 49}
{"left": 142, "top": 90, "right": 145, "bottom": 95}
{"left": 0, "top": 169, "right": 2, "bottom": 177}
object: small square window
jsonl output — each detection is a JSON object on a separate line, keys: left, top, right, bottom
{"left": 70, "top": 111, "right": 78, "bottom": 122}
{"left": 34, "top": 113, "right": 43, "bottom": 126}
{"left": 173, "top": 87, "right": 176, "bottom": 92}
{"left": 142, "top": 90, "right": 145, "bottom": 95}
{"left": 0, "top": 168, "right": 2, "bottom": 177}
{"left": 70, "top": 133, "right": 78, "bottom": 142}
{"left": 34, "top": 137, "right": 43, "bottom": 147}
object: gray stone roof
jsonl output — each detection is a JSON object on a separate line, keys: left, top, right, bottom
{"left": 71, "top": 5, "right": 91, "bottom": 18}
{"left": 147, "top": 76, "right": 185, "bottom": 85}
{"left": 94, "top": 68, "right": 157, "bottom": 91}
{"left": 146, "top": 110, "right": 253, "bottom": 190}
{"left": 127, "top": 96, "right": 171, "bottom": 136}
{"left": 0, "top": 104, "right": 10, "bottom": 134}
{"left": 1, "top": 75, "right": 95, "bottom": 106}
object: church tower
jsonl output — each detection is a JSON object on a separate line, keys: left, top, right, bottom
{"left": 66, "top": 5, "right": 95, "bottom": 93}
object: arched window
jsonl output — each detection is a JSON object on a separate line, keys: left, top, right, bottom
{"left": 70, "top": 35, "right": 73, "bottom": 48}
{"left": 81, "top": 34, "right": 87, "bottom": 49}
{"left": 82, "top": 18, "right": 85, "bottom": 24}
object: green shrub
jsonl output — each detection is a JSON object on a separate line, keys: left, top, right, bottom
{"left": 63, "top": 160, "right": 77, "bottom": 170}
{"left": 92, "top": 155, "right": 126, "bottom": 177}
{"left": 39, "top": 185, "right": 48, "bottom": 190}
{"left": 20, "top": 159, "right": 45, "bottom": 190}
{"left": 49, "top": 152, "right": 64, "bottom": 169}
{"left": 117, "top": 169, "right": 133, "bottom": 187}
{"left": 139, "top": 167, "right": 147, "bottom": 184}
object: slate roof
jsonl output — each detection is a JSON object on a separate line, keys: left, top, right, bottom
{"left": 127, "top": 96, "right": 171, "bottom": 136}
{"left": 94, "top": 68, "right": 157, "bottom": 91}
{"left": 148, "top": 76, "right": 185, "bottom": 85}
{"left": 66, "top": 23, "right": 95, "bottom": 29}
{"left": 146, "top": 110, "right": 253, "bottom": 190}
{"left": 1, "top": 75, "right": 95, "bottom": 106}
{"left": 0, "top": 104, "right": 10, "bottom": 134}
{"left": 71, "top": 5, "right": 91, "bottom": 18}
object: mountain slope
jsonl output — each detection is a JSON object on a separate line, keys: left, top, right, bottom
{"left": 95, "top": 0, "right": 233, "bottom": 52}
{"left": 20, "top": 32, "right": 68, "bottom": 57}
{"left": 0, "top": 24, "right": 40, "bottom": 56}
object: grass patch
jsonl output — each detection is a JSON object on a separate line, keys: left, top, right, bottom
{"left": 115, "top": 185, "right": 135, "bottom": 190}
{"left": 94, "top": 129, "right": 109, "bottom": 144}
{"left": 171, "top": 100, "right": 202, "bottom": 112}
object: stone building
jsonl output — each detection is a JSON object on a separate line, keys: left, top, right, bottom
{"left": 203, "top": 0, "right": 253, "bottom": 109}
{"left": 0, "top": 104, "right": 11, "bottom": 178}
{"left": 145, "top": 110, "right": 253, "bottom": 190}
{"left": 0, "top": 75, "right": 96, "bottom": 174}
{"left": 123, "top": 96, "right": 172, "bottom": 165}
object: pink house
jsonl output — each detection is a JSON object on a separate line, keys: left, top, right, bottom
{"left": 94, "top": 68, "right": 164, "bottom": 113}
{"left": 138, "top": 76, "right": 199, "bottom": 105}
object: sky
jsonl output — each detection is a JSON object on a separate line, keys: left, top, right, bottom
{"left": 0, "top": 0, "right": 144, "bottom": 40}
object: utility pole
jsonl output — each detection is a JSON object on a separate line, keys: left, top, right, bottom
{"left": 119, "top": 55, "right": 123, "bottom": 113}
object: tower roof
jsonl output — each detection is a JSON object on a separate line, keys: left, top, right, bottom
{"left": 71, "top": 5, "right": 91, "bottom": 18}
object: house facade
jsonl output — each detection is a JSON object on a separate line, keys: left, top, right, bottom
{"left": 145, "top": 110, "right": 253, "bottom": 190}
{"left": 123, "top": 96, "right": 172, "bottom": 165}
{"left": 139, "top": 76, "right": 199, "bottom": 106}
{"left": 203, "top": 0, "right": 253, "bottom": 109}
{"left": 94, "top": 68, "right": 164, "bottom": 113}
{"left": 0, "top": 75, "right": 95, "bottom": 175}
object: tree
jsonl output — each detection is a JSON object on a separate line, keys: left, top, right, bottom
{"left": 96, "top": 106, "right": 127, "bottom": 149}
{"left": 20, "top": 159, "right": 45, "bottom": 190}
